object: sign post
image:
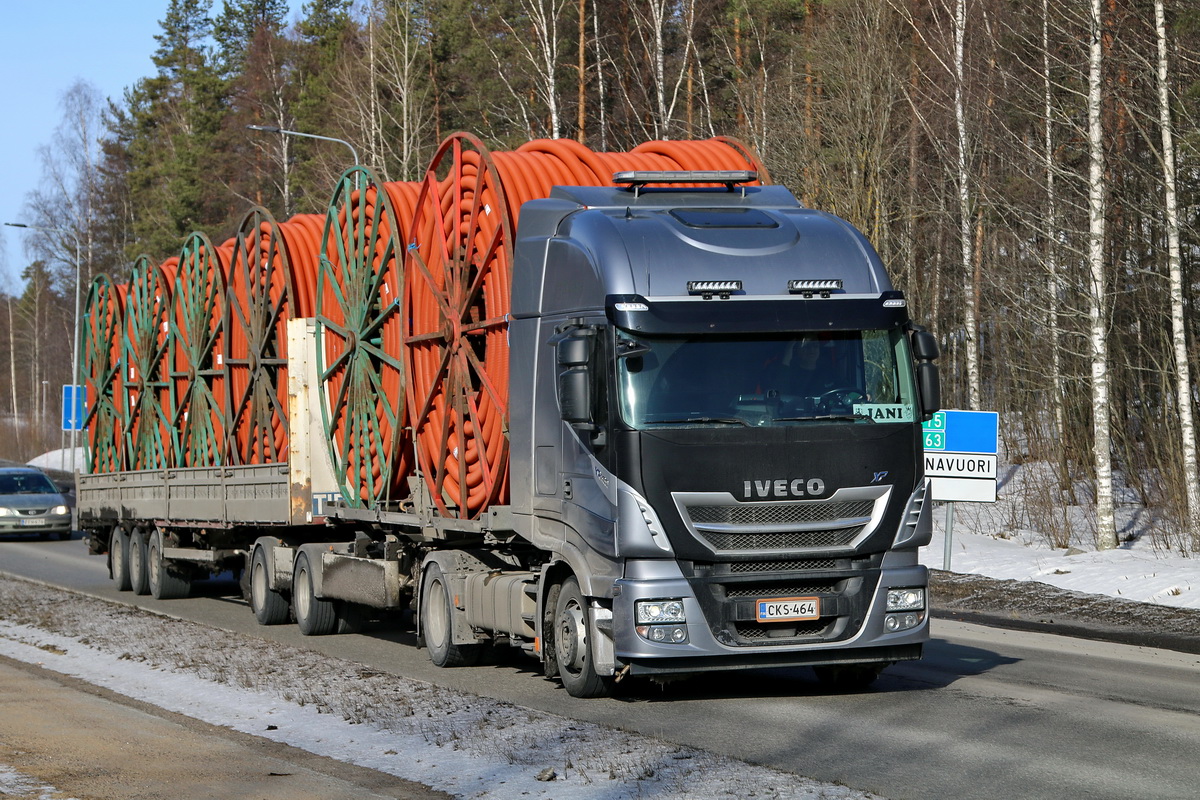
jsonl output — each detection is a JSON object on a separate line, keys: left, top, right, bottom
{"left": 922, "top": 410, "right": 999, "bottom": 569}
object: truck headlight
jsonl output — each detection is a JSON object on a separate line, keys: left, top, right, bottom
{"left": 635, "top": 599, "right": 685, "bottom": 624}
{"left": 886, "top": 587, "right": 925, "bottom": 612}
{"left": 634, "top": 599, "right": 689, "bottom": 644}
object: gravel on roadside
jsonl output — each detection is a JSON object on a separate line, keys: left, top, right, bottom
{"left": 930, "top": 569, "right": 1200, "bottom": 654}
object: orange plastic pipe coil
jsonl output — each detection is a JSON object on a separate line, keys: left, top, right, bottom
{"left": 122, "top": 256, "right": 178, "bottom": 471}
{"left": 403, "top": 133, "right": 765, "bottom": 519}
{"left": 171, "top": 232, "right": 233, "bottom": 467}
{"left": 318, "top": 166, "right": 421, "bottom": 506}
{"left": 81, "top": 275, "right": 126, "bottom": 474}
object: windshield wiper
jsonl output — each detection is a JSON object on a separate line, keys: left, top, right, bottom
{"left": 772, "top": 413, "right": 873, "bottom": 423}
{"left": 650, "top": 416, "right": 749, "bottom": 426}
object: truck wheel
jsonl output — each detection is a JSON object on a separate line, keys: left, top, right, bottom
{"left": 420, "top": 563, "right": 481, "bottom": 667}
{"left": 250, "top": 547, "right": 290, "bottom": 625}
{"left": 813, "top": 663, "right": 885, "bottom": 692}
{"left": 553, "top": 577, "right": 614, "bottom": 698}
{"left": 147, "top": 530, "right": 191, "bottom": 600}
{"left": 293, "top": 552, "right": 336, "bottom": 635}
{"left": 128, "top": 529, "right": 150, "bottom": 596}
{"left": 110, "top": 528, "right": 132, "bottom": 591}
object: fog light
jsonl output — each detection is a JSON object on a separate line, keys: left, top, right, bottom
{"left": 636, "top": 624, "right": 690, "bottom": 644}
{"left": 636, "top": 599, "right": 686, "bottom": 624}
{"left": 884, "top": 611, "right": 925, "bottom": 632}
{"left": 886, "top": 587, "right": 925, "bottom": 612}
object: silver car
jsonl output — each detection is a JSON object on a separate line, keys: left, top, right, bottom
{"left": 0, "top": 467, "right": 72, "bottom": 540}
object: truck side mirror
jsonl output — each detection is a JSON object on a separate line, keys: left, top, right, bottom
{"left": 555, "top": 329, "right": 595, "bottom": 427}
{"left": 911, "top": 330, "right": 941, "bottom": 419}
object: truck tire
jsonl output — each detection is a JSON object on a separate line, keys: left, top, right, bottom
{"left": 813, "top": 663, "right": 885, "bottom": 692}
{"left": 110, "top": 528, "right": 132, "bottom": 591}
{"left": 250, "top": 547, "right": 290, "bottom": 625}
{"left": 420, "top": 563, "right": 481, "bottom": 667}
{"left": 293, "top": 552, "right": 337, "bottom": 635}
{"left": 553, "top": 577, "right": 614, "bottom": 698}
{"left": 128, "top": 529, "right": 150, "bottom": 596}
{"left": 147, "top": 530, "right": 191, "bottom": 600}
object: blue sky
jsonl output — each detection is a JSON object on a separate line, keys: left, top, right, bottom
{"left": 0, "top": 1, "right": 299, "bottom": 280}
{"left": 0, "top": 1, "right": 165, "bottom": 273}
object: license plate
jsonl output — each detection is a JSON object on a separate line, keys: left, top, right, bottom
{"left": 756, "top": 596, "right": 819, "bottom": 622}
{"left": 18, "top": 518, "right": 46, "bottom": 527}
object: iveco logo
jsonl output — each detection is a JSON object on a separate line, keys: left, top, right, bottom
{"left": 743, "top": 478, "right": 826, "bottom": 499}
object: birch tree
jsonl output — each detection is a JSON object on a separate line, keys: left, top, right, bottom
{"left": 952, "top": 0, "right": 982, "bottom": 409}
{"left": 1153, "top": 0, "right": 1199, "bottom": 545}
{"left": 1086, "top": 0, "right": 1116, "bottom": 550}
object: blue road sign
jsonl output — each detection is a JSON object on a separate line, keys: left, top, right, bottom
{"left": 61, "top": 384, "right": 86, "bottom": 432}
{"left": 922, "top": 410, "right": 997, "bottom": 454}
{"left": 922, "top": 409, "right": 999, "bottom": 503}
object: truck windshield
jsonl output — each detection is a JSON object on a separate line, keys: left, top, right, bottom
{"left": 616, "top": 329, "right": 919, "bottom": 429}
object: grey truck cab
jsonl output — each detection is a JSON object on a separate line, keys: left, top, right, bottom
{"left": 507, "top": 172, "right": 940, "bottom": 688}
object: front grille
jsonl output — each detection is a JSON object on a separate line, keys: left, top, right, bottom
{"left": 687, "top": 500, "right": 874, "bottom": 527}
{"left": 698, "top": 528, "right": 863, "bottom": 551}
{"left": 735, "top": 620, "right": 829, "bottom": 640}
{"left": 723, "top": 582, "right": 838, "bottom": 598}
{"left": 727, "top": 558, "right": 839, "bottom": 573}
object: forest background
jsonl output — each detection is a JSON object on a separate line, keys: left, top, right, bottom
{"left": 3, "top": 0, "right": 1199, "bottom": 553}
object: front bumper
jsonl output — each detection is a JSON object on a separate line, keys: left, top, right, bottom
{"left": 612, "top": 559, "right": 928, "bottom": 676}
{"left": 0, "top": 516, "right": 72, "bottom": 536}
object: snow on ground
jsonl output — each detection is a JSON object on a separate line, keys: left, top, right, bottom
{"left": 5, "top": 450, "right": 1200, "bottom": 798}
{"left": 920, "top": 460, "right": 1200, "bottom": 611}
{"left": 25, "top": 447, "right": 85, "bottom": 474}
{"left": 0, "top": 578, "right": 880, "bottom": 800}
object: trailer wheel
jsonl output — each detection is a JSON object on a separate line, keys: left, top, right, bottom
{"left": 420, "top": 563, "right": 481, "bottom": 667}
{"left": 110, "top": 528, "right": 132, "bottom": 591}
{"left": 250, "top": 547, "right": 289, "bottom": 625}
{"left": 128, "top": 529, "right": 150, "bottom": 596}
{"left": 553, "top": 577, "right": 614, "bottom": 698}
{"left": 147, "top": 530, "right": 190, "bottom": 600}
{"left": 293, "top": 552, "right": 337, "bottom": 635}
{"left": 813, "top": 663, "right": 885, "bottom": 692}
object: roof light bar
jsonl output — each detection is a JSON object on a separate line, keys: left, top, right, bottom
{"left": 789, "top": 279, "right": 843, "bottom": 298}
{"left": 613, "top": 170, "right": 758, "bottom": 197}
{"left": 688, "top": 280, "right": 742, "bottom": 299}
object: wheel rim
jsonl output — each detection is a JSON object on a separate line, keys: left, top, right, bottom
{"left": 557, "top": 595, "right": 588, "bottom": 676}
{"left": 252, "top": 555, "right": 268, "bottom": 611}
{"left": 295, "top": 562, "right": 311, "bottom": 620}
{"left": 171, "top": 232, "right": 231, "bottom": 467}
{"left": 147, "top": 536, "right": 160, "bottom": 589}
{"left": 111, "top": 530, "right": 125, "bottom": 577}
{"left": 425, "top": 575, "right": 451, "bottom": 648}
{"left": 317, "top": 167, "right": 414, "bottom": 507}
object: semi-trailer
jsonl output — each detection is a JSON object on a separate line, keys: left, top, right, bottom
{"left": 77, "top": 134, "right": 940, "bottom": 697}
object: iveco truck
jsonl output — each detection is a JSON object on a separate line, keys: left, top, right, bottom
{"left": 78, "top": 170, "right": 939, "bottom": 698}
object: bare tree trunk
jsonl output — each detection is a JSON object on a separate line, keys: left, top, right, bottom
{"left": 1154, "top": 0, "right": 1199, "bottom": 544}
{"left": 1087, "top": 0, "right": 1117, "bottom": 550}
{"left": 954, "top": 0, "right": 981, "bottom": 410}
{"left": 591, "top": 1, "right": 607, "bottom": 150}
{"left": 577, "top": 0, "right": 586, "bottom": 143}
{"left": 1043, "top": 0, "right": 1068, "bottom": 492}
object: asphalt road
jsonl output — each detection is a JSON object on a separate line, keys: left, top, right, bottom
{"left": 3, "top": 535, "right": 1200, "bottom": 800}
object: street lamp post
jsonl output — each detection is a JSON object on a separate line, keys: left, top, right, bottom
{"left": 245, "top": 124, "right": 360, "bottom": 167}
{"left": 3, "top": 222, "right": 83, "bottom": 475}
